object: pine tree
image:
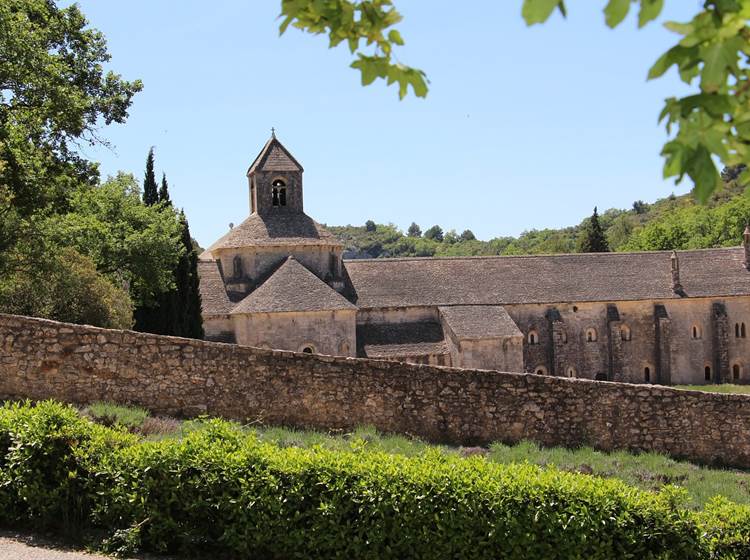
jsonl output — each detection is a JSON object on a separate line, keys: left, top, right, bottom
{"left": 142, "top": 147, "right": 158, "bottom": 206}
{"left": 407, "top": 222, "right": 422, "bottom": 237}
{"left": 158, "top": 173, "right": 171, "bottom": 205}
{"left": 577, "top": 207, "right": 610, "bottom": 253}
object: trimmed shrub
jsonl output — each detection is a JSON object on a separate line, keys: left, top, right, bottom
{"left": 0, "top": 401, "right": 747, "bottom": 558}
{"left": 697, "top": 497, "right": 750, "bottom": 558}
{"left": 0, "top": 401, "right": 135, "bottom": 534}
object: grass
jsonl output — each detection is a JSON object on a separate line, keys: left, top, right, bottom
{"left": 675, "top": 384, "right": 750, "bottom": 395}
{"left": 77, "top": 401, "right": 750, "bottom": 509}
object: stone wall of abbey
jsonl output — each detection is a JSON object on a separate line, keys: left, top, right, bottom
{"left": 4, "top": 313, "right": 750, "bottom": 468}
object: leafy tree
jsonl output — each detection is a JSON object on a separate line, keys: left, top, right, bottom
{"left": 577, "top": 207, "right": 610, "bottom": 253}
{"left": 424, "top": 225, "right": 444, "bottom": 242}
{"left": 443, "top": 229, "right": 459, "bottom": 244}
{"left": 365, "top": 219, "right": 376, "bottom": 232}
{"left": 0, "top": 247, "right": 132, "bottom": 329}
{"left": 632, "top": 200, "right": 648, "bottom": 215}
{"left": 143, "top": 148, "right": 158, "bottom": 206}
{"left": 460, "top": 229, "right": 476, "bottom": 241}
{"left": 281, "top": 0, "right": 750, "bottom": 201}
{"left": 0, "top": 0, "right": 141, "bottom": 216}
{"left": 159, "top": 173, "right": 171, "bottom": 205}
{"left": 407, "top": 222, "right": 422, "bottom": 237}
{"left": 44, "top": 173, "right": 182, "bottom": 309}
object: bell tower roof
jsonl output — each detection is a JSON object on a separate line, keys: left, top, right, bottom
{"left": 247, "top": 134, "right": 303, "bottom": 176}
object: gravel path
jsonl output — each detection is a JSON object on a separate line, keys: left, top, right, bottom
{"left": 0, "top": 531, "right": 172, "bottom": 560}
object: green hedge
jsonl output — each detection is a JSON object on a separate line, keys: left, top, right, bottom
{"left": 0, "top": 401, "right": 747, "bottom": 558}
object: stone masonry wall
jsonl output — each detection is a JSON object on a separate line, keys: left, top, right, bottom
{"left": 2, "top": 313, "right": 750, "bottom": 467}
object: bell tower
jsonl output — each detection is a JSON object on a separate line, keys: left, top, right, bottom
{"left": 246, "top": 131, "right": 304, "bottom": 216}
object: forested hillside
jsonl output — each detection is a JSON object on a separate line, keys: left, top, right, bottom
{"left": 329, "top": 182, "right": 750, "bottom": 259}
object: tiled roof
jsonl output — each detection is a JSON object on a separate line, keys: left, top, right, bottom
{"left": 231, "top": 257, "right": 356, "bottom": 314}
{"left": 197, "top": 260, "right": 234, "bottom": 315}
{"left": 439, "top": 305, "right": 522, "bottom": 340}
{"left": 344, "top": 247, "right": 750, "bottom": 309}
{"left": 247, "top": 137, "right": 302, "bottom": 175}
{"left": 206, "top": 212, "right": 341, "bottom": 251}
{"left": 357, "top": 321, "right": 448, "bottom": 358}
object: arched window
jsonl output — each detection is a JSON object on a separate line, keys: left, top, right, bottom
{"left": 272, "top": 179, "right": 287, "bottom": 207}
{"left": 743, "top": 323, "right": 747, "bottom": 338}
{"left": 644, "top": 367, "right": 651, "bottom": 383}
{"left": 705, "top": 365, "right": 712, "bottom": 381}
{"left": 338, "top": 342, "right": 350, "bottom": 355}
{"left": 301, "top": 344, "right": 316, "bottom": 354}
{"left": 561, "top": 331, "right": 568, "bottom": 344}
{"left": 620, "top": 325, "right": 631, "bottom": 341}
{"left": 736, "top": 323, "right": 741, "bottom": 338}
{"left": 534, "top": 365, "right": 548, "bottom": 375}
{"left": 528, "top": 330, "right": 539, "bottom": 345}
{"left": 691, "top": 325, "right": 702, "bottom": 340}
{"left": 566, "top": 367, "right": 577, "bottom": 378}
{"left": 586, "top": 328, "right": 597, "bottom": 342}
{"left": 733, "top": 363, "right": 742, "bottom": 381}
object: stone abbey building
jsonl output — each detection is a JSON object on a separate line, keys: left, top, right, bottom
{"left": 199, "top": 136, "right": 750, "bottom": 386}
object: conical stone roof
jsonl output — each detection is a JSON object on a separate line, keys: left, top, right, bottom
{"left": 231, "top": 257, "right": 355, "bottom": 314}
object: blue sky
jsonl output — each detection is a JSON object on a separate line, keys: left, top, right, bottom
{"left": 68, "top": 1, "right": 698, "bottom": 247}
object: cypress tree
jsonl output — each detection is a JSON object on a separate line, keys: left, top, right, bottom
{"left": 177, "top": 211, "right": 204, "bottom": 339}
{"left": 158, "top": 172, "right": 171, "bottom": 205}
{"left": 577, "top": 207, "right": 610, "bottom": 253}
{"left": 134, "top": 147, "right": 160, "bottom": 333}
{"left": 142, "top": 147, "right": 158, "bottom": 206}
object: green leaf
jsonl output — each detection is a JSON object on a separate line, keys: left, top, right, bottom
{"left": 604, "top": 0, "right": 631, "bottom": 29}
{"left": 700, "top": 40, "right": 738, "bottom": 92}
{"left": 661, "top": 140, "right": 688, "bottom": 179}
{"left": 387, "top": 29, "right": 404, "bottom": 46}
{"left": 677, "top": 93, "right": 732, "bottom": 118}
{"left": 522, "top": 0, "right": 563, "bottom": 25}
{"left": 648, "top": 47, "right": 678, "bottom": 79}
{"left": 686, "top": 145, "right": 719, "bottom": 203}
{"left": 638, "top": 0, "right": 664, "bottom": 27}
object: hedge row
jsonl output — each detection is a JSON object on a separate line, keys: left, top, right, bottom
{"left": 0, "top": 401, "right": 748, "bottom": 559}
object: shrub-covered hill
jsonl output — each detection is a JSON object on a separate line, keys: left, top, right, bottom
{"left": 329, "top": 182, "right": 750, "bottom": 259}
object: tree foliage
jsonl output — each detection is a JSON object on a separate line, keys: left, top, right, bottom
{"left": 0, "top": 0, "right": 142, "bottom": 215}
{"left": 279, "top": 0, "right": 427, "bottom": 99}
{"left": 577, "top": 207, "right": 611, "bottom": 253}
{"left": 424, "top": 224, "right": 444, "bottom": 242}
{"left": 407, "top": 222, "right": 422, "bottom": 237}
{"left": 158, "top": 173, "right": 171, "bottom": 205}
{"left": 0, "top": 247, "right": 133, "bottom": 329}
{"left": 43, "top": 173, "right": 182, "bottom": 308}
{"left": 142, "top": 148, "right": 158, "bottom": 206}
{"left": 281, "top": 0, "right": 750, "bottom": 201}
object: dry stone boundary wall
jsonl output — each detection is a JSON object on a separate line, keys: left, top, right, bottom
{"left": 1, "top": 313, "right": 749, "bottom": 467}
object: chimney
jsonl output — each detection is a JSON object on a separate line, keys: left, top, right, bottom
{"left": 744, "top": 224, "right": 750, "bottom": 270}
{"left": 671, "top": 251, "right": 683, "bottom": 294}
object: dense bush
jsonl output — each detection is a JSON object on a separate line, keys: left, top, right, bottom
{"left": 697, "top": 497, "right": 750, "bottom": 559}
{"left": 1, "top": 401, "right": 750, "bottom": 558}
